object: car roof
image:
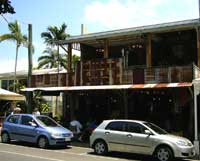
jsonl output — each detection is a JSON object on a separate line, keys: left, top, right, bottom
{"left": 10, "top": 113, "right": 34, "bottom": 117}
{"left": 103, "top": 119, "right": 147, "bottom": 124}
{"left": 8, "top": 113, "right": 47, "bottom": 118}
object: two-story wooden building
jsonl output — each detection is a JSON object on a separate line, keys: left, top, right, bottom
{"left": 22, "top": 19, "right": 200, "bottom": 151}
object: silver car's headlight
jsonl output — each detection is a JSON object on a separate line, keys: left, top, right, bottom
{"left": 176, "top": 140, "right": 191, "bottom": 147}
{"left": 51, "top": 133, "right": 62, "bottom": 138}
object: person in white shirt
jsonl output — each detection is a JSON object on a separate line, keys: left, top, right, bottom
{"left": 70, "top": 116, "right": 83, "bottom": 141}
{"left": 32, "top": 108, "right": 40, "bottom": 115}
{"left": 70, "top": 118, "right": 82, "bottom": 134}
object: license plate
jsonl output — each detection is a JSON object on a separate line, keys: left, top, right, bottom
{"left": 65, "top": 137, "right": 70, "bottom": 141}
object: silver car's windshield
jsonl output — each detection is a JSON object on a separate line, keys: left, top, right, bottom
{"left": 36, "top": 116, "right": 59, "bottom": 127}
{"left": 144, "top": 122, "right": 168, "bottom": 134}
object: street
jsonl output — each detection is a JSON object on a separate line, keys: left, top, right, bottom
{"left": 0, "top": 142, "right": 198, "bottom": 161}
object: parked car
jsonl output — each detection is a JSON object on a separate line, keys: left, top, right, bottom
{"left": 1, "top": 114, "right": 73, "bottom": 148}
{"left": 90, "top": 120, "right": 195, "bottom": 161}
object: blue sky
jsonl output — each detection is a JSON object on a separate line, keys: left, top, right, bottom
{"left": 0, "top": 0, "right": 199, "bottom": 73}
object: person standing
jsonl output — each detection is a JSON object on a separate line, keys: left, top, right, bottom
{"left": 32, "top": 108, "right": 40, "bottom": 115}
{"left": 70, "top": 116, "right": 82, "bottom": 140}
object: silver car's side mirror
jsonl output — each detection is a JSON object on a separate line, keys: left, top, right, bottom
{"left": 144, "top": 129, "right": 152, "bottom": 135}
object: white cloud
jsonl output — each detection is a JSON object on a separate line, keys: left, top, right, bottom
{"left": 0, "top": 57, "right": 27, "bottom": 73}
{"left": 0, "top": 56, "right": 38, "bottom": 73}
{"left": 84, "top": 0, "right": 199, "bottom": 31}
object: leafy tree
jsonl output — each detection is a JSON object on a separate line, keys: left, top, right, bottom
{"left": 0, "top": 0, "right": 15, "bottom": 14}
{"left": 32, "top": 91, "right": 50, "bottom": 113}
{"left": 41, "top": 23, "right": 69, "bottom": 51}
{"left": 41, "top": 23, "right": 70, "bottom": 86}
{"left": 38, "top": 47, "right": 67, "bottom": 69}
{"left": 38, "top": 47, "right": 80, "bottom": 70}
{"left": 0, "top": 20, "right": 28, "bottom": 91}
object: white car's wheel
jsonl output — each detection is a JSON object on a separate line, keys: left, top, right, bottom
{"left": 155, "top": 146, "right": 173, "bottom": 161}
{"left": 94, "top": 140, "right": 108, "bottom": 155}
{"left": 1, "top": 132, "right": 10, "bottom": 143}
{"left": 37, "top": 136, "right": 49, "bottom": 148}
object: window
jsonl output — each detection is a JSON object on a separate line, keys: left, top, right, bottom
{"left": 21, "top": 116, "right": 34, "bottom": 126}
{"left": 105, "top": 121, "right": 125, "bottom": 131}
{"left": 7, "top": 115, "right": 20, "bottom": 124}
{"left": 125, "top": 122, "right": 147, "bottom": 134}
{"left": 36, "top": 116, "right": 58, "bottom": 127}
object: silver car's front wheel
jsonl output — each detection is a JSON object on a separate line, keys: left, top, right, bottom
{"left": 94, "top": 140, "right": 108, "bottom": 155}
{"left": 37, "top": 136, "right": 49, "bottom": 149}
{"left": 155, "top": 146, "right": 173, "bottom": 161}
{"left": 1, "top": 132, "right": 10, "bottom": 143}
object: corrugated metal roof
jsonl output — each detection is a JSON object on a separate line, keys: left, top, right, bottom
{"left": 21, "top": 82, "right": 192, "bottom": 92}
{"left": 0, "top": 68, "right": 67, "bottom": 80}
{"left": 57, "top": 19, "right": 200, "bottom": 45}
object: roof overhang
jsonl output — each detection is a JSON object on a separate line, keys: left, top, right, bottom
{"left": 21, "top": 83, "right": 192, "bottom": 93}
{"left": 56, "top": 19, "right": 200, "bottom": 47}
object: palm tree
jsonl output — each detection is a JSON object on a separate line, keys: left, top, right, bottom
{"left": 38, "top": 47, "right": 67, "bottom": 69}
{"left": 41, "top": 23, "right": 70, "bottom": 85}
{"left": 41, "top": 23, "right": 69, "bottom": 50}
{"left": 38, "top": 47, "right": 80, "bottom": 70}
{"left": 0, "top": 20, "right": 28, "bottom": 91}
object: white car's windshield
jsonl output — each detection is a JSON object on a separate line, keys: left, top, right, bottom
{"left": 36, "top": 116, "right": 59, "bottom": 127}
{"left": 144, "top": 122, "right": 168, "bottom": 134}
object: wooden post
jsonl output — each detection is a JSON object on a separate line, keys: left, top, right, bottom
{"left": 196, "top": 28, "right": 200, "bottom": 67}
{"left": 146, "top": 34, "right": 152, "bottom": 67}
{"left": 104, "top": 39, "right": 109, "bottom": 58}
{"left": 123, "top": 89, "right": 128, "bottom": 119}
{"left": 68, "top": 43, "right": 72, "bottom": 86}
{"left": 27, "top": 24, "right": 33, "bottom": 114}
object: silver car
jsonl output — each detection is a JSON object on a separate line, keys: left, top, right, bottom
{"left": 90, "top": 120, "right": 195, "bottom": 161}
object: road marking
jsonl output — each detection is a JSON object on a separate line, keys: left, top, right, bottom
{"left": 0, "top": 143, "right": 118, "bottom": 160}
{"left": 0, "top": 150, "right": 64, "bottom": 161}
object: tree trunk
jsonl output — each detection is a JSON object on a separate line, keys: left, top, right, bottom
{"left": 14, "top": 44, "right": 19, "bottom": 92}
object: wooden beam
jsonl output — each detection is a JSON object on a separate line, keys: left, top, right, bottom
{"left": 146, "top": 34, "right": 152, "bottom": 67}
{"left": 196, "top": 28, "right": 200, "bottom": 67}
{"left": 104, "top": 39, "right": 109, "bottom": 58}
{"left": 68, "top": 43, "right": 72, "bottom": 85}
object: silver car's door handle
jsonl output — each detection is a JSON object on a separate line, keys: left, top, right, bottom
{"left": 105, "top": 132, "right": 110, "bottom": 135}
{"left": 126, "top": 134, "right": 132, "bottom": 138}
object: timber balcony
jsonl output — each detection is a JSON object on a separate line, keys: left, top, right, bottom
{"left": 32, "top": 58, "right": 200, "bottom": 87}
{"left": 73, "top": 58, "right": 200, "bottom": 86}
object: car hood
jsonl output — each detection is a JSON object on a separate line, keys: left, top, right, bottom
{"left": 45, "top": 126, "right": 72, "bottom": 134}
{"left": 158, "top": 134, "right": 192, "bottom": 144}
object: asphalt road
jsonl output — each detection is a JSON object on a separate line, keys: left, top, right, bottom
{"left": 0, "top": 142, "right": 198, "bottom": 161}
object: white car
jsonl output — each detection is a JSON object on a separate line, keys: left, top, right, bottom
{"left": 90, "top": 120, "right": 195, "bottom": 161}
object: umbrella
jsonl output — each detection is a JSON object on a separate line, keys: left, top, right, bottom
{"left": 0, "top": 88, "right": 25, "bottom": 101}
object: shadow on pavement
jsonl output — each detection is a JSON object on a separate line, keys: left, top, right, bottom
{"left": 4, "top": 141, "right": 72, "bottom": 150}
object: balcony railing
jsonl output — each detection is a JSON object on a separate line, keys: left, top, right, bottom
{"left": 74, "top": 58, "right": 200, "bottom": 86}
{"left": 32, "top": 59, "right": 200, "bottom": 87}
{"left": 123, "top": 65, "right": 196, "bottom": 84}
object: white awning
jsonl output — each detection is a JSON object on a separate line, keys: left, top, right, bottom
{"left": 20, "top": 83, "right": 192, "bottom": 92}
{"left": 0, "top": 88, "right": 25, "bottom": 101}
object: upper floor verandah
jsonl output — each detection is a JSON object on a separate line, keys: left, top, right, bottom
{"left": 54, "top": 19, "right": 200, "bottom": 86}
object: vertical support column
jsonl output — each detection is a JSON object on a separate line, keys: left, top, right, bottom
{"left": 27, "top": 24, "right": 33, "bottom": 113}
{"left": 69, "top": 92, "right": 74, "bottom": 120}
{"left": 146, "top": 34, "right": 152, "bottom": 67}
{"left": 193, "top": 84, "right": 200, "bottom": 157}
{"left": 109, "top": 59, "right": 113, "bottom": 85}
{"left": 104, "top": 39, "right": 109, "bottom": 58}
{"left": 68, "top": 43, "right": 72, "bottom": 86}
{"left": 123, "top": 90, "right": 128, "bottom": 119}
{"left": 80, "top": 61, "right": 83, "bottom": 85}
{"left": 196, "top": 28, "right": 200, "bottom": 67}
{"left": 119, "top": 58, "right": 123, "bottom": 84}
